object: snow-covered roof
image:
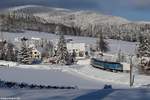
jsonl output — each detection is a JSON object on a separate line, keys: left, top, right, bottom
{"left": 28, "top": 44, "right": 35, "bottom": 48}
{"left": 67, "top": 43, "right": 86, "bottom": 51}
{"left": 31, "top": 37, "right": 41, "bottom": 40}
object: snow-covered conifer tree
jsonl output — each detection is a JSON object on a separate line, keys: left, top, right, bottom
{"left": 18, "top": 37, "right": 32, "bottom": 64}
{"left": 56, "top": 33, "right": 69, "bottom": 64}
{"left": 137, "top": 35, "right": 150, "bottom": 57}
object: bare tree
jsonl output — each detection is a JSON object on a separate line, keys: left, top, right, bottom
{"left": 5, "top": 42, "right": 16, "bottom": 61}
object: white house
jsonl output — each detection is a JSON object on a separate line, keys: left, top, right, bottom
{"left": 29, "top": 46, "right": 42, "bottom": 64}
{"left": 66, "top": 42, "right": 90, "bottom": 58}
{"left": 31, "top": 47, "right": 41, "bottom": 60}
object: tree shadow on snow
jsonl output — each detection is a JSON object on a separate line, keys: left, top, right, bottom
{"left": 73, "top": 89, "right": 114, "bottom": 100}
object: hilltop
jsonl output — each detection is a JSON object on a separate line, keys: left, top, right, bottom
{"left": 0, "top": 5, "right": 150, "bottom": 41}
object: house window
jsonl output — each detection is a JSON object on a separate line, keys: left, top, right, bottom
{"left": 34, "top": 52, "right": 37, "bottom": 54}
{"left": 35, "top": 55, "right": 39, "bottom": 58}
{"left": 37, "top": 55, "right": 39, "bottom": 58}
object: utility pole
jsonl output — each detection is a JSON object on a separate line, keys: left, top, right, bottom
{"left": 130, "top": 55, "right": 134, "bottom": 87}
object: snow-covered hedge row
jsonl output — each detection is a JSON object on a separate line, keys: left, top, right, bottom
{"left": 0, "top": 79, "right": 76, "bottom": 89}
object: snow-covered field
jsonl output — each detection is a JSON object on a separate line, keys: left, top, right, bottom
{"left": 0, "top": 59, "right": 149, "bottom": 89}
{"left": 0, "top": 65, "right": 127, "bottom": 89}
{"left": 3, "top": 31, "right": 137, "bottom": 55}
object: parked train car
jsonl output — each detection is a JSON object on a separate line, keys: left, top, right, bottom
{"left": 91, "top": 58, "right": 123, "bottom": 72}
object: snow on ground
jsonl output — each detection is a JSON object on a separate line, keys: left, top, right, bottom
{"left": 0, "top": 66, "right": 127, "bottom": 89}
{"left": 3, "top": 31, "right": 137, "bottom": 55}
{"left": 0, "top": 30, "right": 146, "bottom": 89}
{"left": 1, "top": 30, "right": 149, "bottom": 97}
{"left": 0, "top": 88, "right": 150, "bottom": 100}
{"left": 73, "top": 64, "right": 150, "bottom": 87}
{"left": 72, "top": 59, "right": 150, "bottom": 87}
{"left": 0, "top": 58, "right": 149, "bottom": 89}
{"left": 0, "top": 58, "right": 149, "bottom": 88}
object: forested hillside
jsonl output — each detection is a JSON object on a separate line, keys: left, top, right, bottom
{"left": 1, "top": 5, "right": 150, "bottom": 42}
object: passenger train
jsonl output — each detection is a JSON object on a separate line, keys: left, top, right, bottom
{"left": 91, "top": 58, "right": 124, "bottom": 72}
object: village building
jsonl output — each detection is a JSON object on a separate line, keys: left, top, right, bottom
{"left": 30, "top": 47, "right": 42, "bottom": 64}
{"left": 14, "top": 37, "right": 56, "bottom": 64}
{"left": 66, "top": 42, "right": 90, "bottom": 58}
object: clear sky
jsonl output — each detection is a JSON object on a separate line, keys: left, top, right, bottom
{"left": 0, "top": 0, "right": 150, "bottom": 21}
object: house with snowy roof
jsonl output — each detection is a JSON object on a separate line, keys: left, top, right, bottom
{"left": 28, "top": 44, "right": 42, "bottom": 64}
{"left": 66, "top": 42, "right": 90, "bottom": 58}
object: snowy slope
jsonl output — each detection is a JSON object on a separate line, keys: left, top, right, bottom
{"left": 73, "top": 64, "right": 150, "bottom": 87}
{"left": 0, "top": 60, "right": 149, "bottom": 89}
{"left": 35, "top": 9, "right": 130, "bottom": 28}
{"left": 2, "top": 5, "right": 150, "bottom": 41}
{"left": 0, "top": 67, "right": 127, "bottom": 89}
{"left": 7, "top": 5, "right": 71, "bottom": 14}
{"left": 3, "top": 31, "right": 137, "bottom": 55}
{"left": 0, "top": 58, "right": 149, "bottom": 89}
{"left": 4, "top": 5, "right": 130, "bottom": 27}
